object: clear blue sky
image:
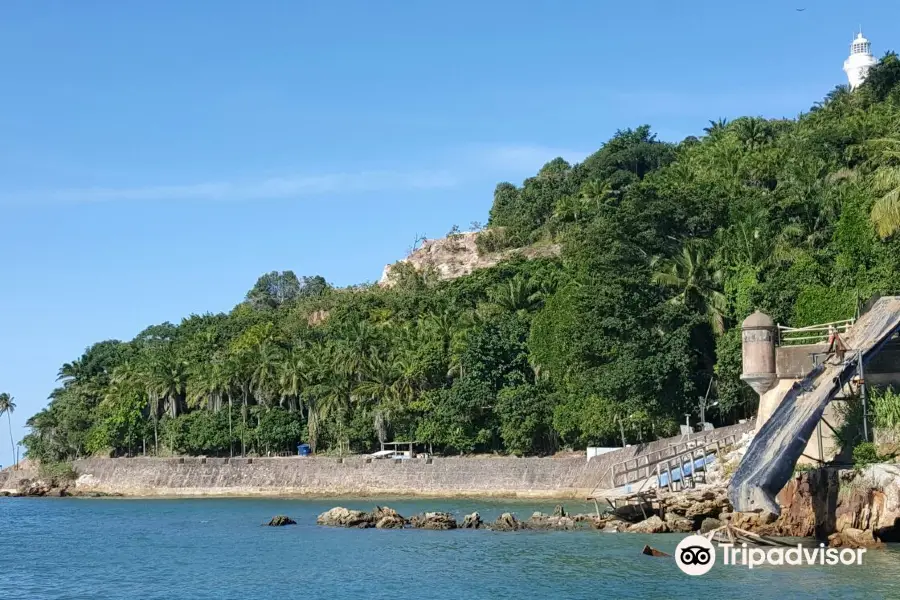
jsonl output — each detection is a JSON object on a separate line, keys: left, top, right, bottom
{"left": 1, "top": 0, "right": 897, "bottom": 467}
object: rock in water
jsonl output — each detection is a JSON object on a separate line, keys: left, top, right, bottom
{"left": 410, "top": 512, "right": 458, "bottom": 530}
{"left": 528, "top": 514, "right": 578, "bottom": 530}
{"left": 372, "top": 506, "right": 407, "bottom": 529}
{"left": 664, "top": 512, "right": 694, "bottom": 533}
{"left": 552, "top": 505, "right": 567, "bottom": 518}
{"left": 461, "top": 512, "right": 484, "bottom": 529}
{"left": 641, "top": 544, "right": 671, "bottom": 557}
{"left": 316, "top": 507, "right": 375, "bottom": 528}
{"left": 626, "top": 516, "right": 669, "bottom": 534}
{"left": 828, "top": 528, "right": 885, "bottom": 549}
{"left": 700, "top": 517, "right": 723, "bottom": 534}
{"left": 491, "top": 513, "right": 524, "bottom": 532}
{"left": 267, "top": 515, "right": 297, "bottom": 526}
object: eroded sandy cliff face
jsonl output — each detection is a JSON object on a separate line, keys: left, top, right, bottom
{"left": 379, "top": 231, "right": 560, "bottom": 286}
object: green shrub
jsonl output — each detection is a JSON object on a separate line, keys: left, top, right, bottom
{"left": 873, "top": 387, "right": 900, "bottom": 433}
{"left": 852, "top": 442, "right": 882, "bottom": 468}
{"left": 38, "top": 461, "right": 77, "bottom": 482}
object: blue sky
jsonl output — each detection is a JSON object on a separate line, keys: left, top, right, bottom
{"left": 1, "top": 0, "right": 897, "bottom": 466}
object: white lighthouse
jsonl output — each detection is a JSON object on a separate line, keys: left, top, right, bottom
{"left": 843, "top": 32, "right": 877, "bottom": 90}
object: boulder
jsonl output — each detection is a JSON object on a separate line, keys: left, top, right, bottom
{"left": 376, "top": 516, "right": 406, "bottom": 529}
{"left": 599, "top": 518, "right": 628, "bottom": 532}
{"left": 528, "top": 515, "right": 578, "bottom": 530}
{"left": 461, "top": 512, "right": 484, "bottom": 529}
{"left": 266, "top": 515, "right": 297, "bottom": 526}
{"left": 410, "top": 512, "right": 457, "bottom": 530}
{"left": 828, "top": 528, "right": 885, "bottom": 549}
{"left": 491, "top": 512, "right": 524, "bottom": 532}
{"left": 700, "top": 517, "right": 723, "bottom": 534}
{"left": 372, "top": 506, "right": 407, "bottom": 529}
{"left": 664, "top": 512, "right": 694, "bottom": 533}
{"left": 626, "top": 516, "right": 669, "bottom": 534}
{"left": 16, "top": 478, "right": 51, "bottom": 497}
{"left": 572, "top": 513, "right": 593, "bottom": 523}
{"left": 684, "top": 500, "right": 724, "bottom": 522}
{"left": 317, "top": 507, "right": 375, "bottom": 528}
{"left": 730, "top": 511, "right": 778, "bottom": 534}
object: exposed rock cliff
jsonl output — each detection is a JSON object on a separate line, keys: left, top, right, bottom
{"left": 379, "top": 231, "right": 560, "bottom": 286}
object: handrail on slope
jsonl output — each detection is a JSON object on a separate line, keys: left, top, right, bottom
{"left": 586, "top": 432, "right": 739, "bottom": 500}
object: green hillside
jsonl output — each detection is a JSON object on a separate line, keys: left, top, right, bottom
{"left": 24, "top": 54, "right": 900, "bottom": 461}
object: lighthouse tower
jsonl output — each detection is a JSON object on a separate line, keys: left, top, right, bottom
{"left": 844, "top": 32, "right": 877, "bottom": 90}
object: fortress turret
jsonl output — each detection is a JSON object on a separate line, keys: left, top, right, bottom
{"left": 740, "top": 311, "right": 776, "bottom": 395}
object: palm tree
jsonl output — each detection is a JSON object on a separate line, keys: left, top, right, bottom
{"left": 0, "top": 393, "right": 16, "bottom": 466}
{"left": 703, "top": 118, "right": 728, "bottom": 137}
{"left": 250, "top": 342, "right": 281, "bottom": 409}
{"left": 579, "top": 179, "right": 614, "bottom": 211}
{"left": 355, "top": 352, "right": 401, "bottom": 444}
{"left": 867, "top": 138, "right": 900, "bottom": 238}
{"left": 57, "top": 359, "right": 84, "bottom": 388}
{"left": 488, "top": 275, "right": 543, "bottom": 314}
{"left": 652, "top": 240, "right": 727, "bottom": 334}
{"left": 552, "top": 194, "right": 581, "bottom": 224}
{"left": 733, "top": 117, "right": 771, "bottom": 150}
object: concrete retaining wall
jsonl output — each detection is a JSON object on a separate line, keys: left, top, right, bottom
{"left": 0, "top": 422, "right": 752, "bottom": 498}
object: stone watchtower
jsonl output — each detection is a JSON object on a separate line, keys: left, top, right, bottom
{"left": 740, "top": 311, "right": 777, "bottom": 396}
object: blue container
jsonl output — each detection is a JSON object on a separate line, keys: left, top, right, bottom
{"left": 297, "top": 444, "right": 311, "bottom": 456}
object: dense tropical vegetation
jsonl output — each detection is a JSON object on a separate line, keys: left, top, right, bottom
{"left": 22, "top": 55, "right": 900, "bottom": 462}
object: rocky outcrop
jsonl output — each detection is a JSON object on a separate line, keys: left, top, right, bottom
{"left": 266, "top": 515, "right": 297, "bottom": 526}
{"left": 372, "top": 506, "right": 407, "bottom": 529}
{"left": 828, "top": 528, "right": 885, "bottom": 549}
{"left": 317, "top": 507, "right": 376, "bottom": 528}
{"left": 699, "top": 517, "right": 723, "bottom": 534}
{"left": 460, "top": 512, "right": 484, "bottom": 529}
{"left": 528, "top": 514, "right": 578, "bottom": 530}
{"left": 663, "top": 512, "right": 694, "bottom": 533}
{"left": 410, "top": 512, "right": 457, "bottom": 530}
{"left": 16, "top": 478, "right": 54, "bottom": 497}
{"left": 659, "top": 488, "right": 728, "bottom": 529}
{"left": 490, "top": 513, "right": 524, "bottom": 531}
{"left": 379, "top": 231, "right": 561, "bottom": 287}
{"left": 626, "top": 515, "right": 668, "bottom": 534}
{"left": 763, "top": 466, "right": 900, "bottom": 544}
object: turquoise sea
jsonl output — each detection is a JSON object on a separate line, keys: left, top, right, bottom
{"left": 2, "top": 497, "right": 899, "bottom": 599}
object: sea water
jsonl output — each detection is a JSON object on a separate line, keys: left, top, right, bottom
{"left": 1, "top": 497, "right": 899, "bottom": 599}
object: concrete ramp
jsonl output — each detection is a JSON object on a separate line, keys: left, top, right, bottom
{"left": 728, "top": 296, "right": 900, "bottom": 514}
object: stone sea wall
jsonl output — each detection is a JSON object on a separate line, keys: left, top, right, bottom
{"left": 0, "top": 422, "right": 751, "bottom": 498}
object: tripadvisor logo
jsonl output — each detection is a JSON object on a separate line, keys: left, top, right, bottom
{"left": 675, "top": 534, "right": 866, "bottom": 576}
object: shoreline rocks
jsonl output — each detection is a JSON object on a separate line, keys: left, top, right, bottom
{"left": 410, "top": 512, "right": 457, "bottom": 530}
{"left": 461, "top": 512, "right": 484, "bottom": 529}
{"left": 317, "top": 507, "right": 375, "bottom": 528}
{"left": 2, "top": 477, "right": 122, "bottom": 498}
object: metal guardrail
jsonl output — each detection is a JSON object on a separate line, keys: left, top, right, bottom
{"left": 608, "top": 434, "right": 714, "bottom": 488}
{"left": 778, "top": 319, "right": 854, "bottom": 346}
{"left": 586, "top": 432, "right": 742, "bottom": 500}
{"left": 654, "top": 434, "right": 738, "bottom": 493}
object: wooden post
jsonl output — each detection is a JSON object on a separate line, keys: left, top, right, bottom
{"left": 816, "top": 420, "right": 824, "bottom": 464}
{"left": 859, "top": 350, "right": 870, "bottom": 443}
